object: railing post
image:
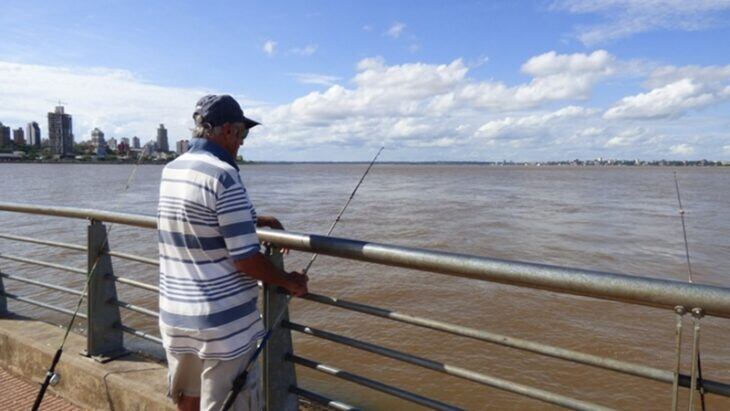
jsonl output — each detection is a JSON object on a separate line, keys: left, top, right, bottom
{"left": 86, "top": 219, "right": 127, "bottom": 362}
{"left": 263, "top": 245, "right": 298, "bottom": 411}
{"left": 0, "top": 271, "right": 7, "bottom": 316}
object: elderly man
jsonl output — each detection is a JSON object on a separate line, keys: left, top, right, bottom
{"left": 157, "top": 95, "right": 307, "bottom": 411}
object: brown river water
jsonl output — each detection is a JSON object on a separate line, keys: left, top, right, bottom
{"left": 0, "top": 163, "right": 728, "bottom": 410}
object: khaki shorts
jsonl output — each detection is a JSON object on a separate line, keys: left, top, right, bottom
{"left": 166, "top": 349, "right": 263, "bottom": 411}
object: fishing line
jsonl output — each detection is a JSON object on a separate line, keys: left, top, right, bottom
{"left": 221, "top": 146, "right": 384, "bottom": 411}
{"left": 32, "top": 143, "right": 151, "bottom": 411}
{"left": 672, "top": 171, "right": 705, "bottom": 411}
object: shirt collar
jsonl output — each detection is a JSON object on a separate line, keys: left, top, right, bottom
{"left": 188, "top": 138, "right": 239, "bottom": 171}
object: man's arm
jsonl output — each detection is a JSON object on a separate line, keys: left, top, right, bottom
{"left": 233, "top": 253, "right": 307, "bottom": 296}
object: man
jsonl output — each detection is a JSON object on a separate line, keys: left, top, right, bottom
{"left": 157, "top": 94, "right": 308, "bottom": 411}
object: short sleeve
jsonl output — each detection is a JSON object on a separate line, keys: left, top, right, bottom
{"left": 216, "top": 181, "right": 260, "bottom": 261}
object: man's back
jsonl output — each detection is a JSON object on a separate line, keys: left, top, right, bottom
{"left": 157, "top": 140, "right": 264, "bottom": 361}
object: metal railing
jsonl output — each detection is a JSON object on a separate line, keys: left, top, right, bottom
{"left": 0, "top": 201, "right": 729, "bottom": 410}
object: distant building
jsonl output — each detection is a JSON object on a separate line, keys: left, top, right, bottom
{"left": 120, "top": 137, "right": 130, "bottom": 147}
{"left": 176, "top": 139, "right": 189, "bottom": 154}
{"left": 117, "top": 140, "right": 129, "bottom": 156}
{"left": 107, "top": 137, "right": 118, "bottom": 152}
{"left": 0, "top": 122, "right": 10, "bottom": 147}
{"left": 91, "top": 128, "right": 105, "bottom": 147}
{"left": 48, "top": 106, "right": 74, "bottom": 157}
{"left": 132, "top": 136, "right": 140, "bottom": 149}
{"left": 90, "top": 128, "right": 106, "bottom": 157}
{"left": 156, "top": 124, "right": 169, "bottom": 152}
{"left": 26, "top": 122, "right": 41, "bottom": 147}
{"left": 142, "top": 142, "right": 155, "bottom": 157}
{"left": 13, "top": 128, "right": 25, "bottom": 145}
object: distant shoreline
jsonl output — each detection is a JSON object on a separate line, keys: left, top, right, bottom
{"left": 0, "top": 159, "right": 727, "bottom": 166}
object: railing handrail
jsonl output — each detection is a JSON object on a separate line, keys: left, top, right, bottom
{"left": 0, "top": 202, "right": 157, "bottom": 228}
{"left": 2, "top": 201, "right": 730, "bottom": 319}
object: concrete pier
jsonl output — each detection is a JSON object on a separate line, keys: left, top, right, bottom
{"left": 0, "top": 314, "right": 173, "bottom": 410}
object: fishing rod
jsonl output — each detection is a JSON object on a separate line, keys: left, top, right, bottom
{"left": 221, "top": 146, "right": 385, "bottom": 411}
{"left": 672, "top": 172, "right": 705, "bottom": 411}
{"left": 31, "top": 143, "right": 150, "bottom": 411}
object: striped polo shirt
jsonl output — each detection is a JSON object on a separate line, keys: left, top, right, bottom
{"left": 157, "top": 138, "right": 265, "bottom": 360}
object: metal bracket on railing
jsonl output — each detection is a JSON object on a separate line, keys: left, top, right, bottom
{"left": 671, "top": 305, "right": 687, "bottom": 411}
{"left": 262, "top": 246, "right": 298, "bottom": 411}
{"left": 688, "top": 307, "right": 705, "bottom": 411}
{"left": 84, "top": 220, "right": 129, "bottom": 362}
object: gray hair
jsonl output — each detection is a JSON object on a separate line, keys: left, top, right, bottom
{"left": 192, "top": 114, "right": 224, "bottom": 139}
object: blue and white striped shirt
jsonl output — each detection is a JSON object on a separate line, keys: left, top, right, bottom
{"left": 157, "top": 138, "right": 264, "bottom": 360}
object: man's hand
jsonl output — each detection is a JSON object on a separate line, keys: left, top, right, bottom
{"left": 283, "top": 271, "right": 308, "bottom": 297}
{"left": 257, "top": 215, "right": 289, "bottom": 253}
{"left": 257, "top": 215, "right": 285, "bottom": 230}
{"left": 234, "top": 254, "right": 308, "bottom": 296}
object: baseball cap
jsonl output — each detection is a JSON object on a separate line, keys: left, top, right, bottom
{"left": 193, "top": 94, "right": 260, "bottom": 129}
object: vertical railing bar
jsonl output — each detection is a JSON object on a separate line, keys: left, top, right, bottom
{"left": 85, "top": 220, "right": 127, "bottom": 362}
{"left": 672, "top": 306, "right": 686, "bottom": 411}
{"left": 688, "top": 308, "right": 704, "bottom": 411}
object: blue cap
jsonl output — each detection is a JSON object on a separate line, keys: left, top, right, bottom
{"left": 193, "top": 95, "right": 260, "bottom": 129}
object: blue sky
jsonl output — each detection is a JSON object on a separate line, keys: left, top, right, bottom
{"left": 1, "top": 0, "right": 729, "bottom": 161}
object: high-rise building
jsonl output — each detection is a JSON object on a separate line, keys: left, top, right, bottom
{"left": 156, "top": 124, "right": 169, "bottom": 152}
{"left": 13, "top": 128, "right": 25, "bottom": 145}
{"left": 132, "top": 136, "right": 140, "bottom": 149}
{"left": 48, "top": 106, "right": 74, "bottom": 157}
{"left": 176, "top": 139, "right": 189, "bottom": 154}
{"left": 0, "top": 122, "right": 11, "bottom": 147}
{"left": 26, "top": 122, "right": 41, "bottom": 147}
{"left": 121, "top": 137, "right": 130, "bottom": 146}
{"left": 107, "top": 137, "right": 118, "bottom": 151}
{"left": 91, "top": 128, "right": 105, "bottom": 147}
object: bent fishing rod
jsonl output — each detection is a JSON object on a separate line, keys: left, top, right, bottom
{"left": 221, "top": 146, "right": 384, "bottom": 411}
{"left": 673, "top": 172, "right": 706, "bottom": 411}
{"left": 31, "top": 144, "right": 150, "bottom": 411}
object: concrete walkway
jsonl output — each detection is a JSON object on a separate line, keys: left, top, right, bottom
{"left": 0, "top": 367, "right": 80, "bottom": 411}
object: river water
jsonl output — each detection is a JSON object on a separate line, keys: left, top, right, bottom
{"left": 0, "top": 163, "right": 728, "bottom": 410}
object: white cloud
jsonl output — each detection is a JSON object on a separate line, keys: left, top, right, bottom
{"left": 476, "top": 106, "right": 597, "bottom": 140}
{"left": 460, "top": 50, "right": 615, "bottom": 109}
{"left": 262, "top": 40, "right": 277, "bottom": 56}
{"left": 604, "top": 63, "right": 730, "bottom": 120}
{"left": 289, "top": 73, "right": 341, "bottom": 86}
{"left": 646, "top": 64, "right": 730, "bottom": 89}
{"left": 386, "top": 22, "right": 406, "bottom": 38}
{"left": 670, "top": 143, "right": 695, "bottom": 155}
{"left": 291, "top": 44, "right": 318, "bottom": 56}
{"left": 723, "top": 145, "right": 730, "bottom": 154}
{"left": 362, "top": 25, "right": 372, "bottom": 32}
{"left": 0, "top": 61, "right": 258, "bottom": 146}
{"left": 552, "top": 0, "right": 730, "bottom": 45}
{"left": 604, "top": 127, "right": 654, "bottom": 147}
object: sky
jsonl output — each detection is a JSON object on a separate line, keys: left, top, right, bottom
{"left": 1, "top": 0, "right": 729, "bottom": 161}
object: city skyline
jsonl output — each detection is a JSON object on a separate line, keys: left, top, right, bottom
{"left": 0, "top": 107, "right": 172, "bottom": 151}
{"left": 1, "top": 2, "right": 729, "bottom": 161}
